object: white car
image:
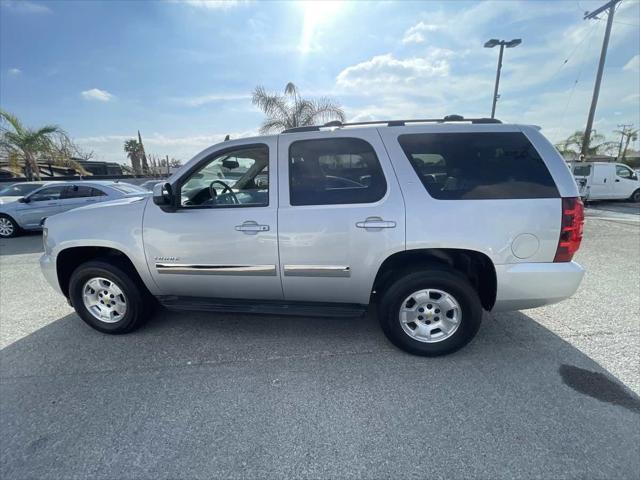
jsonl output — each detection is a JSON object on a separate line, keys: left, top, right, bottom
{"left": 571, "top": 162, "right": 640, "bottom": 202}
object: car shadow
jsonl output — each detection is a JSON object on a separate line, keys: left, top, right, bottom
{"left": 0, "top": 232, "right": 43, "bottom": 256}
{"left": 1, "top": 307, "right": 639, "bottom": 478}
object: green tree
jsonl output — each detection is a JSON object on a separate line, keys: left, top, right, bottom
{"left": 124, "top": 138, "right": 143, "bottom": 174}
{"left": 252, "top": 82, "right": 345, "bottom": 134}
{"left": 555, "top": 130, "right": 616, "bottom": 160}
{"left": 0, "top": 110, "right": 85, "bottom": 180}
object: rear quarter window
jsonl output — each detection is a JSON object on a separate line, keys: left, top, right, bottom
{"left": 397, "top": 132, "right": 559, "bottom": 200}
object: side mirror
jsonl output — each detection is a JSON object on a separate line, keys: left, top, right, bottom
{"left": 18, "top": 196, "right": 30, "bottom": 203}
{"left": 153, "top": 182, "right": 175, "bottom": 211}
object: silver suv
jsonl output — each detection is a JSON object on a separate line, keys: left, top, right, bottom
{"left": 40, "top": 117, "right": 585, "bottom": 356}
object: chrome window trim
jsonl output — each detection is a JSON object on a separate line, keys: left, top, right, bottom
{"left": 283, "top": 265, "right": 351, "bottom": 278}
{"left": 156, "top": 264, "right": 277, "bottom": 276}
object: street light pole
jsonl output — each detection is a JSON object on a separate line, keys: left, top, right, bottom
{"left": 491, "top": 43, "right": 505, "bottom": 119}
{"left": 484, "top": 38, "right": 522, "bottom": 119}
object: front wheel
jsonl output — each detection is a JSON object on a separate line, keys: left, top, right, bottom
{"left": 630, "top": 189, "right": 640, "bottom": 203}
{"left": 0, "top": 214, "right": 19, "bottom": 238}
{"left": 378, "top": 268, "right": 483, "bottom": 356}
{"left": 69, "top": 260, "right": 148, "bottom": 334}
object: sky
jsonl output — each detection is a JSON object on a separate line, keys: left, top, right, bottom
{"left": 1, "top": 0, "right": 639, "bottom": 164}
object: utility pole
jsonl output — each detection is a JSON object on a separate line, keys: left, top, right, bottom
{"left": 581, "top": 0, "right": 622, "bottom": 157}
{"left": 616, "top": 123, "right": 633, "bottom": 159}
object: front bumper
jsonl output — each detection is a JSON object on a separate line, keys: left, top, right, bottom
{"left": 40, "top": 253, "right": 63, "bottom": 296}
{"left": 492, "top": 261, "right": 584, "bottom": 312}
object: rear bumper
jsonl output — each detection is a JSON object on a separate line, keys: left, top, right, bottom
{"left": 492, "top": 261, "right": 584, "bottom": 312}
{"left": 40, "top": 253, "right": 63, "bottom": 296}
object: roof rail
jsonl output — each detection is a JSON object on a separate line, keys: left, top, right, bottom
{"left": 282, "top": 115, "right": 502, "bottom": 133}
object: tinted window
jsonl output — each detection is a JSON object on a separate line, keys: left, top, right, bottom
{"left": 289, "top": 138, "right": 386, "bottom": 206}
{"left": 29, "top": 185, "right": 66, "bottom": 202}
{"left": 62, "top": 185, "right": 105, "bottom": 198}
{"left": 573, "top": 164, "right": 592, "bottom": 176}
{"left": 398, "top": 132, "right": 559, "bottom": 200}
{"left": 180, "top": 145, "right": 269, "bottom": 208}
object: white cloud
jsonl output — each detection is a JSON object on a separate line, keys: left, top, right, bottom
{"left": 180, "top": 0, "right": 244, "bottom": 9}
{"left": 7, "top": 68, "right": 21, "bottom": 75}
{"left": 81, "top": 88, "right": 114, "bottom": 102}
{"left": 170, "top": 92, "right": 250, "bottom": 107}
{"left": 336, "top": 51, "right": 451, "bottom": 91}
{"left": 1, "top": 0, "right": 51, "bottom": 14}
{"left": 623, "top": 55, "right": 639, "bottom": 72}
{"left": 402, "top": 21, "right": 439, "bottom": 44}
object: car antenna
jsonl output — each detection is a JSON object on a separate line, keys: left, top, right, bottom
{"left": 224, "top": 134, "right": 230, "bottom": 141}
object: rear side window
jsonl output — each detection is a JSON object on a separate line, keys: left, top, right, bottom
{"left": 62, "top": 186, "right": 106, "bottom": 198}
{"left": 573, "top": 164, "right": 592, "bottom": 176}
{"left": 289, "top": 137, "right": 387, "bottom": 206}
{"left": 398, "top": 132, "right": 559, "bottom": 200}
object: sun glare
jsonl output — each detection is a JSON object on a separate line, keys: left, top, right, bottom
{"left": 299, "top": 0, "right": 344, "bottom": 53}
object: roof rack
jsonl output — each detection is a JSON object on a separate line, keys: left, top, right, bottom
{"left": 282, "top": 115, "right": 502, "bottom": 133}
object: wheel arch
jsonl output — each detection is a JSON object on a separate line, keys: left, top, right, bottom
{"left": 56, "top": 246, "right": 152, "bottom": 299}
{"left": 372, "top": 248, "right": 497, "bottom": 311}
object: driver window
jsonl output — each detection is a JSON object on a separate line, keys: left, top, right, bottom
{"left": 180, "top": 145, "right": 269, "bottom": 208}
{"left": 616, "top": 165, "right": 632, "bottom": 179}
{"left": 29, "top": 185, "right": 66, "bottom": 202}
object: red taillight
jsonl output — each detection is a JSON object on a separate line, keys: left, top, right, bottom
{"left": 554, "top": 197, "right": 584, "bottom": 262}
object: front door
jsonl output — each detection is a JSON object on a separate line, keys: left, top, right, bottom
{"left": 612, "top": 164, "right": 639, "bottom": 199}
{"left": 16, "top": 184, "right": 67, "bottom": 228}
{"left": 277, "top": 130, "right": 405, "bottom": 305}
{"left": 143, "top": 138, "right": 282, "bottom": 300}
{"left": 589, "top": 164, "right": 612, "bottom": 199}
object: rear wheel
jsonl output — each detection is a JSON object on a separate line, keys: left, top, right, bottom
{"left": 630, "top": 189, "right": 640, "bottom": 203}
{"left": 69, "top": 260, "right": 148, "bottom": 334}
{"left": 0, "top": 214, "right": 19, "bottom": 238}
{"left": 378, "top": 268, "right": 482, "bottom": 356}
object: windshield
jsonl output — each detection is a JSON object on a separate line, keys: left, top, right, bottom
{"left": 0, "top": 183, "right": 43, "bottom": 196}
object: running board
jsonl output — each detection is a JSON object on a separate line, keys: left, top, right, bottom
{"left": 157, "top": 296, "right": 367, "bottom": 318}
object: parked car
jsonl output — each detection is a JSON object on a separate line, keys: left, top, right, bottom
{"left": 40, "top": 117, "right": 585, "bottom": 356}
{"left": 0, "top": 182, "right": 49, "bottom": 204}
{"left": 0, "top": 181, "right": 148, "bottom": 238}
{"left": 571, "top": 162, "right": 640, "bottom": 202}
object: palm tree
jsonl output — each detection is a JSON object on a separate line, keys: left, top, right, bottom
{"left": 124, "top": 139, "right": 143, "bottom": 174}
{"left": 252, "top": 82, "right": 345, "bottom": 134}
{"left": 0, "top": 110, "right": 84, "bottom": 180}
{"left": 555, "top": 130, "right": 616, "bottom": 160}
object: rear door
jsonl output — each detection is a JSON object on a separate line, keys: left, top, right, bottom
{"left": 277, "top": 129, "right": 405, "bottom": 305}
{"left": 589, "top": 164, "right": 613, "bottom": 199}
{"left": 59, "top": 184, "right": 108, "bottom": 210}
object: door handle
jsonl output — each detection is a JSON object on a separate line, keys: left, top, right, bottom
{"left": 47, "top": 202, "right": 57, "bottom": 206}
{"left": 615, "top": 179, "right": 620, "bottom": 182}
{"left": 356, "top": 217, "right": 396, "bottom": 229}
{"left": 235, "top": 220, "right": 269, "bottom": 234}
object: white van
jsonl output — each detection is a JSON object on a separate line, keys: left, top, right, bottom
{"left": 571, "top": 162, "right": 640, "bottom": 202}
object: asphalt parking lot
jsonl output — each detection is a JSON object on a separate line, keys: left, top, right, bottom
{"left": 1, "top": 202, "right": 639, "bottom": 479}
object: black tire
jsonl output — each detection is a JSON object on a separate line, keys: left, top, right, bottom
{"left": 378, "top": 267, "right": 483, "bottom": 356}
{"left": 630, "top": 189, "right": 640, "bottom": 203}
{"left": 68, "top": 260, "right": 149, "bottom": 334}
{"left": 0, "top": 214, "right": 20, "bottom": 238}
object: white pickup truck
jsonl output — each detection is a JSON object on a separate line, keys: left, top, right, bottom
{"left": 571, "top": 162, "right": 640, "bottom": 202}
